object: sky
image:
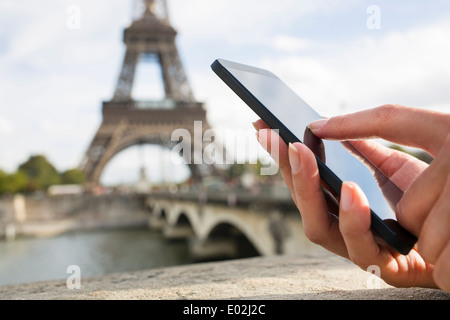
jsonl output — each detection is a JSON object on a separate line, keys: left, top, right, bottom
{"left": 0, "top": 0, "right": 450, "bottom": 185}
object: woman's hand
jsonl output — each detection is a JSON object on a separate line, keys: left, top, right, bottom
{"left": 254, "top": 105, "right": 450, "bottom": 291}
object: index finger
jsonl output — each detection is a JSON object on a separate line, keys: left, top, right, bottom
{"left": 309, "top": 105, "right": 450, "bottom": 157}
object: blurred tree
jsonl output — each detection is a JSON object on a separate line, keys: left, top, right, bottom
{"left": 60, "top": 168, "right": 85, "bottom": 185}
{"left": 0, "top": 169, "right": 9, "bottom": 194}
{"left": 0, "top": 169, "right": 27, "bottom": 194}
{"left": 225, "top": 163, "right": 246, "bottom": 180}
{"left": 389, "top": 144, "right": 433, "bottom": 164}
{"left": 251, "top": 159, "right": 282, "bottom": 179}
{"left": 224, "top": 160, "right": 282, "bottom": 187}
{"left": 18, "top": 155, "right": 60, "bottom": 191}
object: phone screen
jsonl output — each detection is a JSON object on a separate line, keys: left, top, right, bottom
{"left": 223, "top": 62, "right": 402, "bottom": 222}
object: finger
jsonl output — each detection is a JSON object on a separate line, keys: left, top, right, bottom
{"left": 346, "top": 140, "right": 427, "bottom": 191}
{"left": 339, "top": 181, "right": 438, "bottom": 288}
{"left": 254, "top": 118, "right": 426, "bottom": 194}
{"left": 417, "top": 174, "right": 450, "bottom": 265}
{"left": 309, "top": 105, "right": 450, "bottom": 156}
{"left": 433, "top": 241, "right": 450, "bottom": 293}
{"left": 397, "top": 134, "right": 450, "bottom": 236}
{"left": 339, "top": 181, "right": 383, "bottom": 268}
{"left": 255, "top": 119, "right": 337, "bottom": 208}
{"left": 252, "top": 119, "right": 269, "bottom": 131}
{"left": 288, "top": 142, "right": 347, "bottom": 257}
{"left": 256, "top": 129, "right": 288, "bottom": 169}
{"left": 256, "top": 129, "right": 297, "bottom": 205}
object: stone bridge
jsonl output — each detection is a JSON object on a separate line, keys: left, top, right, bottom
{"left": 144, "top": 188, "right": 321, "bottom": 261}
{"left": 0, "top": 187, "right": 323, "bottom": 261}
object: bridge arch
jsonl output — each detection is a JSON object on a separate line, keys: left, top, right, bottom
{"left": 147, "top": 198, "right": 172, "bottom": 230}
{"left": 162, "top": 202, "right": 200, "bottom": 240}
{"left": 200, "top": 206, "right": 276, "bottom": 256}
{"left": 167, "top": 202, "right": 201, "bottom": 234}
{"left": 204, "top": 222, "right": 260, "bottom": 259}
{"left": 150, "top": 199, "right": 172, "bottom": 219}
{"left": 148, "top": 199, "right": 283, "bottom": 257}
{"left": 174, "top": 213, "right": 194, "bottom": 231}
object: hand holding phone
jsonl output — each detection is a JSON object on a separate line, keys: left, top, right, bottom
{"left": 212, "top": 60, "right": 444, "bottom": 286}
{"left": 211, "top": 58, "right": 416, "bottom": 254}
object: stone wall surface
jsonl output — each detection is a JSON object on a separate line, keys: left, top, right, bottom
{"left": 0, "top": 253, "right": 448, "bottom": 300}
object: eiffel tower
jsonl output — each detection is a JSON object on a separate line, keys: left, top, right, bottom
{"left": 80, "top": 0, "right": 214, "bottom": 188}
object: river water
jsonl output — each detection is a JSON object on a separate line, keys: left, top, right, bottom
{"left": 0, "top": 227, "right": 191, "bottom": 286}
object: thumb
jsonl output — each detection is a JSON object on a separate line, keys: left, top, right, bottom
{"left": 339, "top": 181, "right": 382, "bottom": 268}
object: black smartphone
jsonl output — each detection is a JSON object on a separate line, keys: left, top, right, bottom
{"left": 211, "top": 58, "right": 417, "bottom": 255}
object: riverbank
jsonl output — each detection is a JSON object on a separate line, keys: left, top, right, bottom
{"left": 0, "top": 194, "right": 149, "bottom": 240}
{"left": 1, "top": 253, "right": 447, "bottom": 300}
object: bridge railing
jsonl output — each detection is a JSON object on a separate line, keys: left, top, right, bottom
{"left": 144, "top": 185, "right": 295, "bottom": 208}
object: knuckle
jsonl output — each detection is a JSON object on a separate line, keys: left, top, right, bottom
{"left": 339, "top": 223, "right": 360, "bottom": 243}
{"left": 395, "top": 197, "right": 407, "bottom": 225}
{"left": 444, "top": 113, "right": 450, "bottom": 129}
{"left": 417, "top": 230, "right": 437, "bottom": 264}
{"left": 442, "top": 132, "right": 450, "bottom": 152}
{"left": 430, "top": 132, "right": 450, "bottom": 162}
{"left": 278, "top": 159, "right": 291, "bottom": 172}
{"left": 433, "top": 257, "right": 450, "bottom": 292}
{"left": 303, "top": 227, "right": 326, "bottom": 245}
{"left": 373, "top": 104, "right": 402, "bottom": 124}
{"left": 348, "top": 255, "right": 369, "bottom": 270}
{"left": 328, "top": 116, "right": 349, "bottom": 133}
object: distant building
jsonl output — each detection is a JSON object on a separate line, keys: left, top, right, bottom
{"left": 47, "top": 185, "right": 84, "bottom": 196}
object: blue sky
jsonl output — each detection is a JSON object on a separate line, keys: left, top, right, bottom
{"left": 1, "top": 0, "right": 450, "bottom": 185}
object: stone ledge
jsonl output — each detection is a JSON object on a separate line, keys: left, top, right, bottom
{"left": 0, "top": 253, "right": 448, "bottom": 300}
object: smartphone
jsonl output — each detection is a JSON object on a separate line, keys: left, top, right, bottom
{"left": 211, "top": 58, "right": 417, "bottom": 255}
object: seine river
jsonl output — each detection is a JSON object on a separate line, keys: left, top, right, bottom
{"left": 0, "top": 227, "right": 191, "bottom": 286}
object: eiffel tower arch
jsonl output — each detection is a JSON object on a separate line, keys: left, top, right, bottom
{"left": 80, "top": 0, "right": 216, "bottom": 189}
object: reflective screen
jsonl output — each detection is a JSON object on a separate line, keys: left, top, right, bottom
{"left": 226, "top": 63, "right": 401, "bottom": 221}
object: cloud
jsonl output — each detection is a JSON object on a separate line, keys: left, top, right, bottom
{"left": 337, "top": 21, "right": 450, "bottom": 114}
{"left": 271, "top": 35, "right": 311, "bottom": 52}
{"left": 0, "top": 116, "right": 14, "bottom": 136}
{"left": 255, "top": 17, "right": 450, "bottom": 117}
{"left": 168, "top": 0, "right": 337, "bottom": 45}
{"left": 0, "top": 1, "right": 127, "bottom": 173}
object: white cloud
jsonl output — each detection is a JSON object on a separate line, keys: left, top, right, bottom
{"left": 272, "top": 35, "right": 311, "bottom": 52}
{"left": 334, "top": 20, "right": 450, "bottom": 113}
{"left": 251, "top": 17, "right": 450, "bottom": 118}
{"left": 0, "top": 116, "right": 14, "bottom": 136}
{"left": 0, "top": 1, "right": 126, "bottom": 173}
{"left": 168, "top": 0, "right": 337, "bottom": 45}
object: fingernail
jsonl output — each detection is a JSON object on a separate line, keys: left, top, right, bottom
{"left": 256, "top": 131, "right": 267, "bottom": 151}
{"left": 288, "top": 143, "right": 301, "bottom": 175}
{"left": 308, "top": 119, "right": 328, "bottom": 133}
{"left": 340, "top": 182, "right": 354, "bottom": 211}
{"left": 252, "top": 122, "right": 259, "bottom": 131}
